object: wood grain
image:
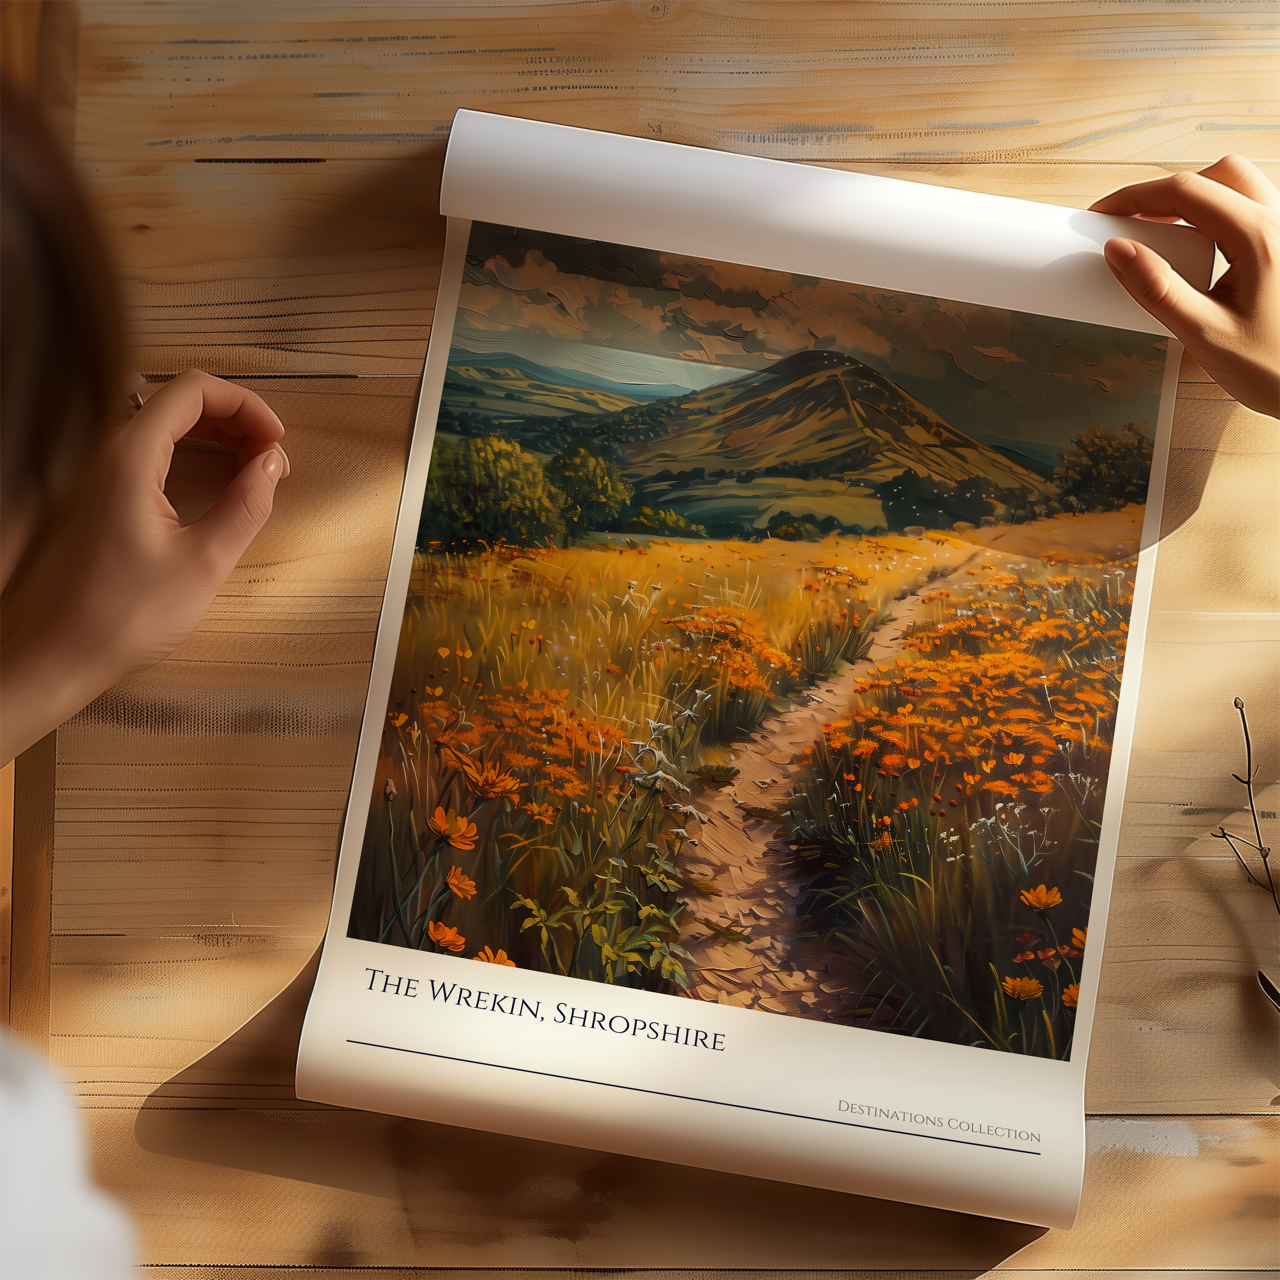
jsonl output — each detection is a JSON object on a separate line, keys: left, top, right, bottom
{"left": 7, "top": 1, "right": 1277, "bottom": 1273}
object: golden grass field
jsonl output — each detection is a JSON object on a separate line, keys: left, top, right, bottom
{"left": 348, "top": 511, "right": 1140, "bottom": 1056}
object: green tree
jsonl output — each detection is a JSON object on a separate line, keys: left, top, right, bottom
{"left": 1054, "top": 422, "right": 1153, "bottom": 512}
{"left": 626, "top": 507, "right": 708, "bottom": 539}
{"left": 545, "top": 445, "right": 633, "bottom": 546}
{"left": 419, "top": 435, "right": 565, "bottom": 547}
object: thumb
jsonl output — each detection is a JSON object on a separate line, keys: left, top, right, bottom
{"left": 186, "top": 448, "right": 285, "bottom": 580}
{"left": 1103, "top": 238, "right": 1219, "bottom": 347}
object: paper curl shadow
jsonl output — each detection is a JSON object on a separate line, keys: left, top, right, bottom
{"left": 135, "top": 950, "right": 1045, "bottom": 1268}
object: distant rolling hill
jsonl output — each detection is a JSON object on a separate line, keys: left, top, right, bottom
{"left": 440, "top": 350, "right": 695, "bottom": 426}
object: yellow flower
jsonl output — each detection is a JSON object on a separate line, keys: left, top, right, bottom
{"left": 427, "top": 921, "right": 465, "bottom": 952}
{"left": 446, "top": 865, "right": 477, "bottom": 900}
{"left": 521, "top": 801, "right": 556, "bottom": 826}
{"left": 428, "top": 806, "right": 478, "bottom": 851}
{"left": 1061, "top": 983, "right": 1080, "bottom": 1009}
{"left": 474, "top": 946, "right": 516, "bottom": 967}
{"left": 437, "top": 647, "right": 450, "bottom": 658}
{"left": 1072, "top": 926, "right": 1087, "bottom": 950}
{"left": 1001, "top": 976, "right": 1044, "bottom": 1000}
{"left": 1020, "top": 884, "right": 1063, "bottom": 912}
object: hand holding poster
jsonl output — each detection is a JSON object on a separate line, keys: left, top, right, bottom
{"left": 296, "top": 111, "right": 1212, "bottom": 1228}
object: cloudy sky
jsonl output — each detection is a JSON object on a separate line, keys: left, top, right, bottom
{"left": 455, "top": 222, "right": 1168, "bottom": 458}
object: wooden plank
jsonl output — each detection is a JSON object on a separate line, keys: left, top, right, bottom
{"left": 134, "top": 1274, "right": 1280, "bottom": 1280}
{"left": 134, "top": 1273, "right": 1280, "bottom": 1280}
{"left": 108, "top": 1089, "right": 1031, "bottom": 1271}
{"left": 0, "top": 759, "right": 13, "bottom": 1024}
{"left": 86, "top": 1105, "right": 1273, "bottom": 1269}
{"left": 75, "top": 2, "right": 1279, "bottom": 166}
{"left": 10, "top": 733, "right": 57, "bottom": 1053}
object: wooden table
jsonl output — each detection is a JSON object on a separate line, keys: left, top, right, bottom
{"left": 6, "top": 2, "right": 1278, "bottom": 1275}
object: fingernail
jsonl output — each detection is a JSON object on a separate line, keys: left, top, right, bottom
{"left": 262, "top": 450, "right": 283, "bottom": 482}
{"left": 276, "top": 445, "right": 291, "bottom": 479}
{"left": 1104, "top": 238, "right": 1138, "bottom": 266}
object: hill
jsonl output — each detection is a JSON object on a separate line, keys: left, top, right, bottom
{"left": 600, "top": 351, "right": 1054, "bottom": 534}
{"left": 438, "top": 349, "right": 1058, "bottom": 536}
{"left": 440, "top": 350, "right": 695, "bottom": 428}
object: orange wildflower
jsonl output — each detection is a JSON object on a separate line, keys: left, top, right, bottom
{"left": 1001, "top": 976, "right": 1043, "bottom": 1000}
{"left": 461, "top": 760, "right": 522, "bottom": 802}
{"left": 1003, "top": 752, "right": 1025, "bottom": 766}
{"left": 446, "top": 865, "right": 477, "bottom": 900}
{"left": 427, "top": 921, "right": 465, "bottom": 952}
{"left": 1072, "top": 926, "right": 1087, "bottom": 950}
{"left": 1061, "top": 983, "right": 1080, "bottom": 1009}
{"left": 521, "top": 801, "right": 556, "bottom": 826}
{"left": 1012, "top": 950, "right": 1036, "bottom": 963}
{"left": 428, "top": 806, "right": 478, "bottom": 852}
{"left": 1020, "top": 884, "right": 1062, "bottom": 911}
{"left": 474, "top": 946, "right": 516, "bottom": 967}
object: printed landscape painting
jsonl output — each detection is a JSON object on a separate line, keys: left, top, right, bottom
{"left": 346, "top": 221, "right": 1168, "bottom": 1059}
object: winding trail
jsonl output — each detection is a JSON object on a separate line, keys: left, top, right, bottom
{"left": 678, "top": 556, "right": 980, "bottom": 1021}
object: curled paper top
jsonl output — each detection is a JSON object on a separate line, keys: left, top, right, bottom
{"left": 441, "top": 109, "right": 1213, "bottom": 337}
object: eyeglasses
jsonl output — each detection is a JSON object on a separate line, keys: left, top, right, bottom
{"left": 1211, "top": 698, "right": 1278, "bottom": 1011}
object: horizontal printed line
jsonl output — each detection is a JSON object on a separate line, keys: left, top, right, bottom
{"left": 347, "top": 1040, "right": 1041, "bottom": 1156}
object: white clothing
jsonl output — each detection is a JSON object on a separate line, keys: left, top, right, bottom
{"left": 0, "top": 1029, "right": 135, "bottom": 1279}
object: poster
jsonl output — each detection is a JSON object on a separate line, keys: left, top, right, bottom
{"left": 346, "top": 222, "right": 1166, "bottom": 1061}
{"left": 296, "top": 112, "right": 1208, "bottom": 1228}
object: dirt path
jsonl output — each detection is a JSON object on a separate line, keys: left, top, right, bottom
{"left": 678, "top": 557, "right": 980, "bottom": 1021}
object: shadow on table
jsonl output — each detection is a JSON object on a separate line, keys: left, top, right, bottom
{"left": 135, "top": 951, "right": 1046, "bottom": 1269}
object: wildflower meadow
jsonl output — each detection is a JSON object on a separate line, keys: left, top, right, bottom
{"left": 344, "top": 220, "right": 1165, "bottom": 1059}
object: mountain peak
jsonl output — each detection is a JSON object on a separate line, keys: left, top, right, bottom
{"left": 752, "top": 350, "right": 869, "bottom": 382}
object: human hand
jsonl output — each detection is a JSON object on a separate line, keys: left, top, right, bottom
{"left": 1089, "top": 155, "right": 1279, "bottom": 419}
{"left": 0, "top": 370, "right": 288, "bottom": 763}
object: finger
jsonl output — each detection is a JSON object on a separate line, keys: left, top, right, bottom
{"left": 183, "top": 448, "right": 285, "bottom": 582}
{"left": 1198, "top": 154, "right": 1280, "bottom": 209}
{"left": 191, "top": 423, "right": 291, "bottom": 477}
{"left": 1103, "top": 238, "right": 1221, "bottom": 347}
{"left": 1089, "top": 172, "right": 1264, "bottom": 259}
{"left": 127, "top": 370, "right": 285, "bottom": 489}
{"left": 132, "top": 369, "right": 284, "bottom": 449}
